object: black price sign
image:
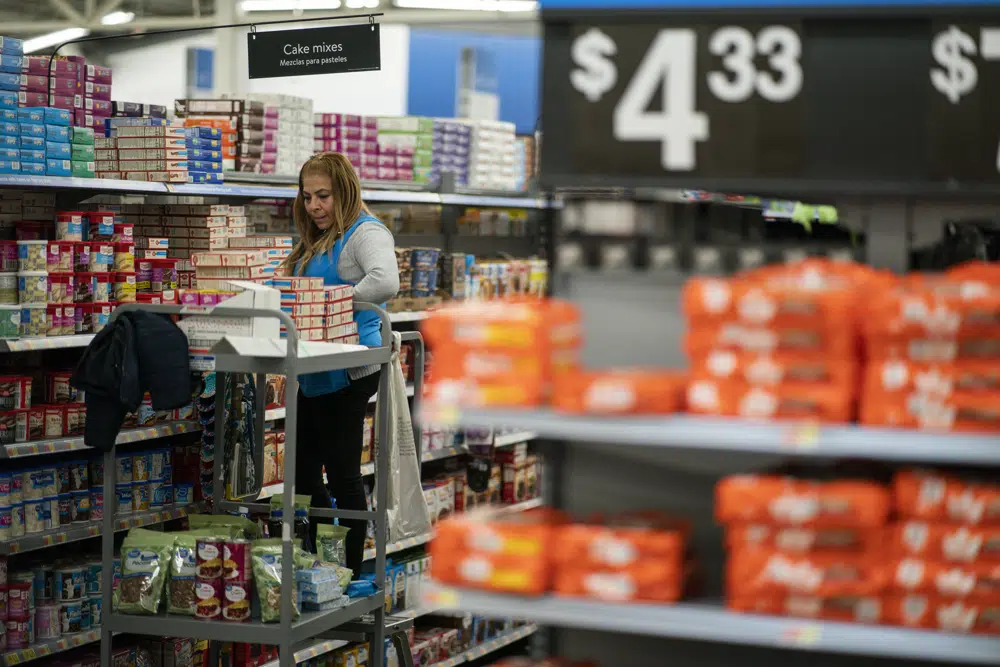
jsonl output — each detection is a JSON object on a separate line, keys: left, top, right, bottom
{"left": 247, "top": 23, "right": 381, "bottom": 79}
{"left": 540, "top": 15, "right": 1000, "bottom": 194}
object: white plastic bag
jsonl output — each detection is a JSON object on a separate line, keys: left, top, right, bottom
{"left": 377, "top": 331, "right": 432, "bottom": 542}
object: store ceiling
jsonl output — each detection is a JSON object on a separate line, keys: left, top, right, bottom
{"left": 0, "top": 0, "right": 538, "bottom": 39}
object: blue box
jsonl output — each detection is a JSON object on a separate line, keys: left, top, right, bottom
{"left": 18, "top": 107, "right": 70, "bottom": 127}
{"left": 0, "top": 55, "right": 22, "bottom": 74}
{"left": 20, "top": 162, "right": 44, "bottom": 176}
{"left": 46, "top": 158, "right": 71, "bottom": 177}
{"left": 0, "top": 135, "right": 16, "bottom": 149}
{"left": 188, "top": 171, "right": 224, "bottom": 184}
{"left": 0, "top": 160, "right": 20, "bottom": 174}
{"left": 185, "top": 126, "right": 222, "bottom": 140}
{"left": 0, "top": 121, "right": 16, "bottom": 137}
{"left": 187, "top": 148, "right": 222, "bottom": 161}
{"left": 0, "top": 91, "right": 16, "bottom": 110}
{"left": 18, "top": 123, "right": 44, "bottom": 138}
{"left": 0, "top": 73, "right": 18, "bottom": 92}
{"left": 20, "top": 149, "right": 44, "bottom": 163}
{"left": 0, "top": 147, "right": 17, "bottom": 161}
{"left": 0, "top": 109, "right": 14, "bottom": 123}
{"left": 46, "top": 141, "right": 70, "bottom": 159}
{"left": 188, "top": 160, "right": 221, "bottom": 173}
{"left": 186, "top": 138, "right": 221, "bottom": 150}
{"left": 20, "top": 135, "right": 44, "bottom": 149}
{"left": 45, "top": 125, "right": 70, "bottom": 142}
{"left": 0, "top": 38, "right": 24, "bottom": 55}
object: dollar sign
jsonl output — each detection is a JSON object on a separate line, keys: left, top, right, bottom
{"left": 570, "top": 28, "right": 618, "bottom": 103}
{"left": 930, "top": 25, "right": 979, "bottom": 104}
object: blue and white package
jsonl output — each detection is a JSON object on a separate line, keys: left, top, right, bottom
{"left": 0, "top": 147, "right": 18, "bottom": 161}
{"left": 186, "top": 137, "right": 221, "bottom": 150}
{"left": 45, "top": 125, "right": 70, "bottom": 142}
{"left": 0, "top": 159, "right": 18, "bottom": 174}
{"left": 187, "top": 171, "right": 223, "bottom": 184}
{"left": 0, "top": 72, "right": 18, "bottom": 91}
{"left": 187, "top": 148, "right": 221, "bottom": 161}
{"left": 46, "top": 159, "right": 71, "bottom": 177}
{"left": 0, "top": 135, "right": 16, "bottom": 148}
{"left": 18, "top": 123, "right": 44, "bottom": 138}
{"left": 0, "top": 121, "right": 15, "bottom": 137}
{"left": 188, "top": 160, "right": 221, "bottom": 173}
{"left": 0, "top": 91, "right": 16, "bottom": 110}
{"left": 0, "top": 109, "right": 15, "bottom": 123}
{"left": 0, "top": 37, "right": 23, "bottom": 55}
{"left": 46, "top": 141, "right": 71, "bottom": 160}
{"left": 0, "top": 55, "right": 22, "bottom": 74}
{"left": 20, "top": 135, "right": 43, "bottom": 149}
{"left": 20, "top": 162, "right": 43, "bottom": 175}
{"left": 20, "top": 149, "right": 44, "bottom": 163}
{"left": 184, "top": 126, "right": 222, "bottom": 140}
{"left": 19, "top": 107, "right": 70, "bottom": 127}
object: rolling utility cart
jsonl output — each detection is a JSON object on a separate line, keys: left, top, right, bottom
{"left": 97, "top": 301, "right": 416, "bottom": 667}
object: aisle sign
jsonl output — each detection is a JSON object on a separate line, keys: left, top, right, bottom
{"left": 247, "top": 23, "right": 381, "bottom": 79}
{"left": 540, "top": 14, "right": 1000, "bottom": 193}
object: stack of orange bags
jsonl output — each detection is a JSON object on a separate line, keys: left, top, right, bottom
{"left": 421, "top": 298, "right": 686, "bottom": 414}
{"left": 421, "top": 299, "right": 582, "bottom": 408}
{"left": 552, "top": 513, "right": 690, "bottom": 603}
{"left": 885, "top": 469, "right": 1000, "bottom": 634}
{"left": 861, "top": 262, "right": 1000, "bottom": 432}
{"left": 430, "top": 509, "right": 691, "bottom": 604}
{"left": 719, "top": 474, "right": 892, "bottom": 622}
{"left": 431, "top": 508, "right": 562, "bottom": 596}
{"left": 684, "top": 260, "right": 886, "bottom": 422}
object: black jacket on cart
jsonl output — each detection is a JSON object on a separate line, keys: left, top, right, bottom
{"left": 71, "top": 311, "right": 193, "bottom": 452}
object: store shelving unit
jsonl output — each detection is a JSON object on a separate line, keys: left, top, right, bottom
{"left": 1, "top": 420, "right": 201, "bottom": 459}
{"left": 98, "top": 302, "right": 407, "bottom": 667}
{"left": 1, "top": 629, "right": 104, "bottom": 667}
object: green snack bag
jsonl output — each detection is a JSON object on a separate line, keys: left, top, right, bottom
{"left": 187, "top": 513, "right": 260, "bottom": 539}
{"left": 115, "top": 531, "right": 175, "bottom": 615}
{"left": 316, "top": 524, "right": 350, "bottom": 567}
{"left": 167, "top": 534, "right": 198, "bottom": 615}
{"left": 251, "top": 539, "right": 302, "bottom": 623}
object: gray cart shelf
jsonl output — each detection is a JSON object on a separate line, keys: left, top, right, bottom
{"left": 98, "top": 301, "right": 414, "bottom": 667}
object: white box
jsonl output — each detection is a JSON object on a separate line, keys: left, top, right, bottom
{"left": 179, "top": 280, "right": 280, "bottom": 349}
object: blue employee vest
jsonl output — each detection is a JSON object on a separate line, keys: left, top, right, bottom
{"left": 298, "top": 214, "right": 386, "bottom": 397}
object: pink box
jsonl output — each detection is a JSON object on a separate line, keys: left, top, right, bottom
{"left": 264, "top": 107, "right": 279, "bottom": 119}
{"left": 260, "top": 162, "right": 275, "bottom": 174}
{"left": 179, "top": 290, "right": 200, "bottom": 305}
{"left": 395, "top": 155, "right": 413, "bottom": 169}
{"left": 359, "top": 166, "right": 378, "bottom": 180}
{"left": 395, "top": 168, "right": 414, "bottom": 181}
{"left": 377, "top": 154, "right": 396, "bottom": 168}
{"left": 362, "top": 116, "right": 377, "bottom": 130}
{"left": 378, "top": 167, "right": 398, "bottom": 181}
{"left": 85, "top": 98, "right": 112, "bottom": 114}
{"left": 19, "top": 75, "right": 78, "bottom": 95}
{"left": 85, "top": 65, "right": 112, "bottom": 85}
{"left": 23, "top": 56, "right": 79, "bottom": 76}
{"left": 17, "top": 91, "right": 47, "bottom": 107}
{"left": 84, "top": 82, "right": 112, "bottom": 101}
{"left": 47, "top": 94, "right": 83, "bottom": 110}
{"left": 263, "top": 140, "right": 278, "bottom": 153}
{"left": 263, "top": 116, "right": 278, "bottom": 131}
{"left": 316, "top": 113, "right": 361, "bottom": 127}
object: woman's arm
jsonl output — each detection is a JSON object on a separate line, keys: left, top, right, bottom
{"left": 347, "top": 222, "right": 400, "bottom": 303}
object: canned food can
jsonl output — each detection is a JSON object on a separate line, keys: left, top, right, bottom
{"left": 79, "top": 596, "right": 91, "bottom": 631}
{"left": 194, "top": 577, "right": 222, "bottom": 619}
{"left": 86, "top": 559, "right": 102, "bottom": 595}
{"left": 174, "top": 483, "right": 193, "bottom": 506}
{"left": 222, "top": 539, "right": 251, "bottom": 582}
{"left": 59, "top": 600, "right": 81, "bottom": 634}
{"left": 195, "top": 538, "right": 223, "bottom": 579}
{"left": 54, "top": 566, "right": 84, "bottom": 601}
{"left": 32, "top": 564, "right": 53, "bottom": 602}
{"left": 88, "top": 593, "right": 102, "bottom": 627}
{"left": 148, "top": 481, "right": 164, "bottom": 509}
{"left": 6, "top": 617, "right": 30, "bottom": 648}
{"left": 221, "top": 580, "right": 251, "bottom": 622}
{"left": 35, "top": 602, "right": 59, "bottom": 639}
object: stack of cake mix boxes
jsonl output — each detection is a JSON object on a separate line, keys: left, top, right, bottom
{"left": 19, "top": 55, "right": 80, "bottom": 116}
{"left": 377, "top": 115, "right": 432, "bottom": 184}
{"left": 432, "top": 119, "right": 471, "bottom": 188}
{"left": 313, "top": 113, "right": 379, "bottom": 179}
{"left": 0, "top": 106, "right": 89, "bottom": 177}
{"left": 227, "top": 235, "right": 293, "bottom": 276}
{"left": 175, "top": 98, "right": 265, "bottom": 173}
{"left": 94, "top": 117, "right": 188, "bottom": 182}
{"left": 184, "top": 125, "right": 224, "bottom": 184}
{"left": 468, "top": 120, "right": 517, "bottom": 191}
{"left": 165, "top": 204, "right": 233, "bottom": 265}
{"left": 223, "top": 93, "right": 313, "bottom": 176}
{"left": 273, "top": 276, "right": 357, "bottom": 343}
{"left": 79, "top": 65, "right": 113, "bottom": 130}
{"left": 191, "top": 248, "right": 271, "bottom": 291}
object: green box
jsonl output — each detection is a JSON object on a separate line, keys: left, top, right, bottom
{"left": 412, "top": 166, "right": 433, "bottom": 184}
{"left": 71, "top": 159, "right": 95, "bottom": 178}
{"left": 70, "top": 127, "right": 95, "bottom": 145}
{"left": 71, "top": 144, "right": 95, "bottom": 161}
{"left": 411, "top": 149, "right": 433, "bottom": 169}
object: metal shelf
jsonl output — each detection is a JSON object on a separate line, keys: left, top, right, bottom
{"left": 1, "top": 503, "right": 203, "bottom": 556}
{"left": 422, "top": 445, "right": 466, "bottom": 463}
{"left": 0, "top": 334, "right": 95, "bottom": 352}
{"left": 1, "top": 628, "right": 103, "bottom": 666}
{"left": 496, "top": 498, "right": 544, "bottom": 514}
{"left": 433, "top": 625, "right": 538, "bottom": 667}
{"left": 265, "top": 385, "right": 414, "bottom": 422}
{"left": 389, "top": 311, "right": 429, "bottom": 323}
{"left": 421, "top": 585, "right": 1000, "bottom": 665}
{"left": 364, "top": 532, "right": 434, "bottom": 562}
{"left": 494, "top": 431, "right": 539, "bottom": 447}
{"left": 425, "top": 407, "right": 1000, "bottom": 465}
{"left": 2, "top": 420, "right": 201, "bottom": 459}
{"left": 209, "top": 337, "right": 391, "bottom": 375}
{"left": 104, "top": 593, "right": 384, "bottom": 645}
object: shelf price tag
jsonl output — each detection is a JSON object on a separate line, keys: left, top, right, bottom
{"left": 425, "top": 587, "right": 460, "bottom": 609}
{"left": 781, "top": 624, "right": 822, "bottom": 646}
{"left": 783, "top": 422, "right": 820, "bottom": 450}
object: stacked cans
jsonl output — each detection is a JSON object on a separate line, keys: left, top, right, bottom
{"left": 194, "top": 537, "right": 223, "bottom": 620}
{"left": 221, "top": 539, "right": 251, "bottom": 622}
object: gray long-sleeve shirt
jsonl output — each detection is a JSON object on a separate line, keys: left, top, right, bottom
{"left": 340, "top": 220, "right": 400, "bottom": 380}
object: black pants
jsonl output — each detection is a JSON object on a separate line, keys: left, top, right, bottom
{"left": 295, "top": 370, "right": 380, "bottom": 577}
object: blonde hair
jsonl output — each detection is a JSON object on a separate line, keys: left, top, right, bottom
{"left": 282, "top": 152, "right": 371, "bottom": 276}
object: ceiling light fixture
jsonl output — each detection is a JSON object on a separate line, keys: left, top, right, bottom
{"left": 394, "top": 0, "right": 536, "bottom": 10}
{"left": 100, "top": 10, "right": 136, "bottom": 25}
{"left": 23, "top": 27, "right": 90, "bottom": 54}
{"left": 240, "top": 0, "right": 343, "bottom": 11}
